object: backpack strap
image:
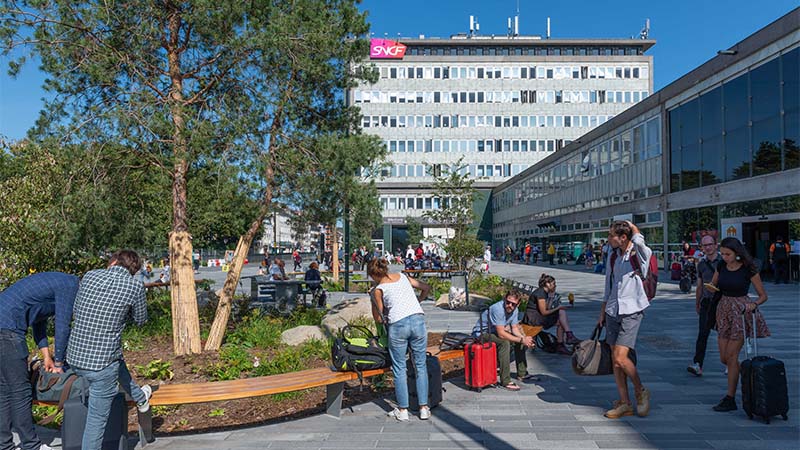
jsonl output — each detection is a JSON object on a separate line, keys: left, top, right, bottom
{"left": 38, "top": 373, "right": 79, "bottom": 425}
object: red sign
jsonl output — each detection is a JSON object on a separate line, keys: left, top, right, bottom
{"left": 370, "top": 39, "right": 407, "bottom": 59}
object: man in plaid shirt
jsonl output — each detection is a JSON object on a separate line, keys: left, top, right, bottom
{"left": 66, "top": 250, "right": 151, "bottom": 450}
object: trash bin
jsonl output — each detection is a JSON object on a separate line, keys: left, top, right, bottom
{"left": 449, "top": 271, "right": 469, "bottom": 305}
{"left": 273, "top": 281, "right": 300, "bottom": 312}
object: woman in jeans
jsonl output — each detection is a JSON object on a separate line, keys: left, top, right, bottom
{"left": 367, "top": 258, "right": 432, "bottom": 421}
{"left": 708, "top": 237, "right": 769, "bottom": 412}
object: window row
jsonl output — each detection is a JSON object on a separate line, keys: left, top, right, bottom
{"left": 495, "top": 211, "right": 662, "bottom": 237}
{"left": 404, "top": 45, "right": 645, "bottom": 57}
{"left": 379, "top": 65, "right": 649, "bottom": 80}
{"left": 364, "top": 114, "right": 614, "bottom": 129}
{"left": 380, "top": 163, "right": 532, "bottom": 179}
{"left": 354, "top": 89, "right": 649, "bottom": 104}
{"left": 493, "top": 117, "right": 662, "bottom": 211}
{"left": 669, "top": 48, "right": 799, "bottom": 192}
{"left": 384, "top": 138, "right": 566, "bottom": 153}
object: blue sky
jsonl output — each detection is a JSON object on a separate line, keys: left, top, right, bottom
{"left": 1, "top": 1, "right": 796, "bottom": 141}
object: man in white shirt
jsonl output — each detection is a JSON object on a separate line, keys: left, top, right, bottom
{"left": 483, "top": 246, "right": 492, "bottom": 273}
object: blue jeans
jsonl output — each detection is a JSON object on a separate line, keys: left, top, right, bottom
{"left": 387, "top": 314, "right": 428, "bottom": 409}
{"left": 0, "top": 330, "right": 40, "bottom": 450}
{"left": 74, "top": 360, "right": 146, "bottom": 450}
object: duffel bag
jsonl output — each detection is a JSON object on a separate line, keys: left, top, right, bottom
{"left": 29, "top": 359, "right": 87, "bottom": 424}
{"left": 571, "top": 326, "right": 636, "bottom": 376}
{"left": 331, "top": 325, "right": 390, "bottom": 380}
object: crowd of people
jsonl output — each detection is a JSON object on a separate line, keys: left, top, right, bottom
{"left": 0, "top": 221, "right": 776, "bottom": 444}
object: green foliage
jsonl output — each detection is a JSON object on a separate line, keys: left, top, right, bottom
{"left": 426, "top": 277, "right": 452, "bottom": 300}
{"left": 151, "top": 405, "right": 179, "bottom": 418}
{"left": 122, "top": 290, "right": 173, "bottom": 350}
{"left": 31, "top": 405, "right": 61, "bottom": 428}
{"left": 208, "top": 408, "right": 225, "bottom": 418}
{"left": 322, "top": 278, "right": 344, "bottom": 292}
{"left": 135, "top": 359, "right": 174, "bottom": 381}
{"left": 445, "top": 236, "right": 485, "bottom": 271}
{"left": 469, "top": 273, "right": 514, "bottom": 303}
{"left": 405, "top": 216, "right": 424, "bottom": 247}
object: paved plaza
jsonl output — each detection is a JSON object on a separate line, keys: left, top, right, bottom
{"left": 32, "top": 261, "right": 800, "bottom": 449}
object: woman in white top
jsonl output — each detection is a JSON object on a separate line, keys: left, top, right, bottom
{"left": 368, "top": 258, "right": 432, "bottom": 422}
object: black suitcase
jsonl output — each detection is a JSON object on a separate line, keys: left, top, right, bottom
{"left": 62, "top": 392, "right": 129, "bottom": 450}
{"left": 740, "top": 311, "right": 789, "bottom": 424}
{"left": 407, "top": 352, "right": 443, "bottom": 410}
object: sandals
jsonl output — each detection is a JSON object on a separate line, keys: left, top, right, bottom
{"left": 500, "top": 382, "right": 521, "bottom": 391}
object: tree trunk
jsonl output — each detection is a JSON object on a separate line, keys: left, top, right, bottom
{"left": 331, "top": 224, "right": 339, "bottom": 282}
{"left": 204, "top": 217, "right": 264, "bottom": 351}
{"left": 170, "top": 231, "right": 202, "bottom": 355}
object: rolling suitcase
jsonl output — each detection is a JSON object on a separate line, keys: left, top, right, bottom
{"left": 62, "top": 392, "right": 129, "bottom": 450}
{"left": 408, "top": 352, "right": 443, "bottom": 410}
{"left": 464, "top": 341, "right": 497, "bottom": 391}
{"left": 740, "top": 310, "right": 789, "bottom": 424}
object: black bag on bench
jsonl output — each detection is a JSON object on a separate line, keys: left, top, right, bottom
{"left": 331, "top": 325, "right": 390, "bottom": 379}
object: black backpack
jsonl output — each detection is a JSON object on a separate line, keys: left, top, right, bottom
{"left": 331, "top": 325, "right": 390, "bottom": 380}
{"left": 773, "top": 242, "right": 788, "bottom": 261}
{"left": 535, "top": 331, "right": 559, "bottom": 353}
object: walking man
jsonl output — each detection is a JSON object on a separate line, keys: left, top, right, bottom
{"left": 0, "top": 272, "right": 79, "bottom": 450}
{"left": 66, "top": 250, "right": 152, "bottom": 450}
{"left": 598, "top": 221, "right": 652, "bottom": 419}
{"left": 769, "top": 236, "right": 790, "bottom": 284}
{"left": 688, "top": 235, "right": 720, "bottom": 376}
{"left": 472, "top": 290, "right": 535, "bottom": 390}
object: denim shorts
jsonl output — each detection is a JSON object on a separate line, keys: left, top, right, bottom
{"left": 606, "top": 311, "right": 643, "bottom": 349}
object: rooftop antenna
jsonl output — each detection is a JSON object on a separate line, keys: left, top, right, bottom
{"left": 469, "top": 15, "right": 475, "bottom": 37}
{"left": 514, "top": 0, "right": 520, "bottom": 37}
{"left": 507, "top": 16, "right": 512, "bottom": 38}
{"left": 639, "top": 19, "right": 650, "bottom": 39}
{"left": 546, "top": 17, "right": 551, "bottom": 39}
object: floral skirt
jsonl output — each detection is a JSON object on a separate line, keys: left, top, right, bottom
{"left": 716, "top": 295, "right": 770, "bottom": 340}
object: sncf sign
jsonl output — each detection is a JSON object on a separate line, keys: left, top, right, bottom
{"left": 370, "top": 39, "right": 407, "bottom": 59}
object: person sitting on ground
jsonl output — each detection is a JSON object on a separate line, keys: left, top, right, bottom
{"left": 472, "top": 290, "right": 535, "bottom": 390}
{"left": 367, "top": 258, "right": 432, "bottom": 421}
{"left": 522, "top": 274, "right": 580, "bottom": 355}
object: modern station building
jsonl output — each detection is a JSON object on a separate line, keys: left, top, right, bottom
{"left": 491, "top": 8, "right": 799, "bottom": 277}
{"left": 352, "top": 23, "right": 655, "bottom": 251}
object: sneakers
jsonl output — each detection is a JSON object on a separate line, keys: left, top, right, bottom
{"left": 713, "top": 395, "right": 738, "bottom": 412}
{"left": 687, "top": 362, "right": 702, "bottom": 377}
{"left": 419, "top": 406, "right": 431, "bottom": 420}
{"left": 138, "top": 384, "right": 152, "bottom": 413}
{"left": 636, "top": 388, "right": 651, "bottom": 417}
{"left": 724, "top": 365, "right": 728, "bottom": 375}
{"left": 565, "top": 331, "right": 581, "bottom": 345}
{"left": 40, "top": 445, "right": 55, "bottom": 450}
{"left": 388, "top": 407, "right": 409, "bottom": 422}
{"left": 604, "top": 400, "right": 634, "bottom": 419}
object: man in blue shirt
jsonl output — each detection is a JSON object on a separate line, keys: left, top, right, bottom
{"left": 0, "top": 271, "right": 79, "bottom": 450}
{"left": 472, "top": 290, "right": 534, "bottom": 391}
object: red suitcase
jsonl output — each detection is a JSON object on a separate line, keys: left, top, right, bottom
{"left": 464, "top": 341, "right": 497, "bottom": 391}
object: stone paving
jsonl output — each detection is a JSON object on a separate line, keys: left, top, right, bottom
{"left": 29, "top": 261, "right": 800, "bottom": 449}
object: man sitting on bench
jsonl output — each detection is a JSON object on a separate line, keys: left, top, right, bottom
{"left": 472, "top": 290, "right": 535, "bottom": 390}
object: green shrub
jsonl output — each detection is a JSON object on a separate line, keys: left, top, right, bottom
{"left": 426, "top": 277, "right": 451, "bottom": 299}
{"left": 135, "top": 359, "right": 174, "bottom": 381}
{"left": 31, "top": 405, "right": 61, "bottom": 428}
{"left": 122, "top": 290, "right": 173, "bottom": 349}
{"left": 470, "top": 273, "right": 512, "bottom": 302}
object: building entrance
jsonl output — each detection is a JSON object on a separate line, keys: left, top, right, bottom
{"left": 722, "top": 212, "right": 799, "bottom": 281}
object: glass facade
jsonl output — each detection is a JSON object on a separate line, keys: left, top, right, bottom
{"left": 669, "top": 48, "right": 800, "bottom": 192}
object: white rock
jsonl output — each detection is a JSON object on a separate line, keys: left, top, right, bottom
{"left": 320, "top": 296, "right": 373, "bottom": 335}
{"left": 280, "top": 325, "right": 327, "bottom": 346}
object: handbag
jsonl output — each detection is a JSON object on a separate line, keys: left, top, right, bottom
{"left": 29, "top": 359, "right": 87, "bottom": 424}
{"left": 439, "top": 332, "right": 474, "bottom": 351}
{"left": 571, "top": 325, "right": 637, "bottom": 376}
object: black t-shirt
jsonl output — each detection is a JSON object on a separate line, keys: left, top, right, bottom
{"left": 717, "top": 260, "right": 755, "bottom": 297}
{"left": 523, "top": 287, "right": 549, "bottom": 325}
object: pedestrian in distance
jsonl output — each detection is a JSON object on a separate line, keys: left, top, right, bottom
{"left": 706, "top": 237, "right": 770, "bottom": 412}
{"left": 367, "top": 258, "right": 432, "bottom": 421}
{"left": 66, "top": 250, "right": 152, "bottom": 450}
{"left": 0, "top": 272, "right": 79, "bottom": 450}
{"left": 688, "top": 235, "right": 721, "bottom": 377}
{"left": 547, "top": 242, "right": 556, "bottom": 265}
{"left": 769, "top": 236, "right": 790, "bottom": 284}
{"left": 483, "top": 245, "right": 492, "bottom": 273}
{"left": 522, "top": 274, "right": 580, "bottom": 355}
{"left": 598, "top": 221, "right": 652, "bottom": 419}
{"left": 472, "top": 290, "right": 535, "bottom": 390}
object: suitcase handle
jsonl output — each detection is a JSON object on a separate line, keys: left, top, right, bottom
{"left": 742, "top": 306, "right": 758, "bottom": 359}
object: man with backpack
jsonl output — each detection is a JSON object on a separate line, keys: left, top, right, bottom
{"left": 0, "top": 272, "right": 79, "bottom": 450}
{"left": 769, "top": 236, "right": 790, "bottom": 284}
{"left": 598, "top": 220, "right": 652, "bottom": 419}
{"left": 688, "top": 235, "right": 720, "bottom": 377}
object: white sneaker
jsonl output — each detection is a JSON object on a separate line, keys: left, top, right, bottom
{"left": 420, "top": 406, "right": 431, "bottom": 420}
{"left": 138, "top": 384, "right": 152, "bottom": 413}
{"left": 40, "top": 445, "right": 55, "bottom": 450}
{"left": 687, "top": 362, "right": 702, "bottom": 376}
{"left": 387, "top": 407, "right": 409, "bottom": 422}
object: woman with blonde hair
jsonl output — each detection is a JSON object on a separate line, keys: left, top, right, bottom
{"left": 367, "top": 258, "right": 432, "bottom": 421}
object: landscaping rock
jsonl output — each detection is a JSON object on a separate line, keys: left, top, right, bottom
{"left": 320, "top": 296, "right": 373, "bottom": 335}
{"left": 281, "top": 325, "right": 327, "bottom": 346}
